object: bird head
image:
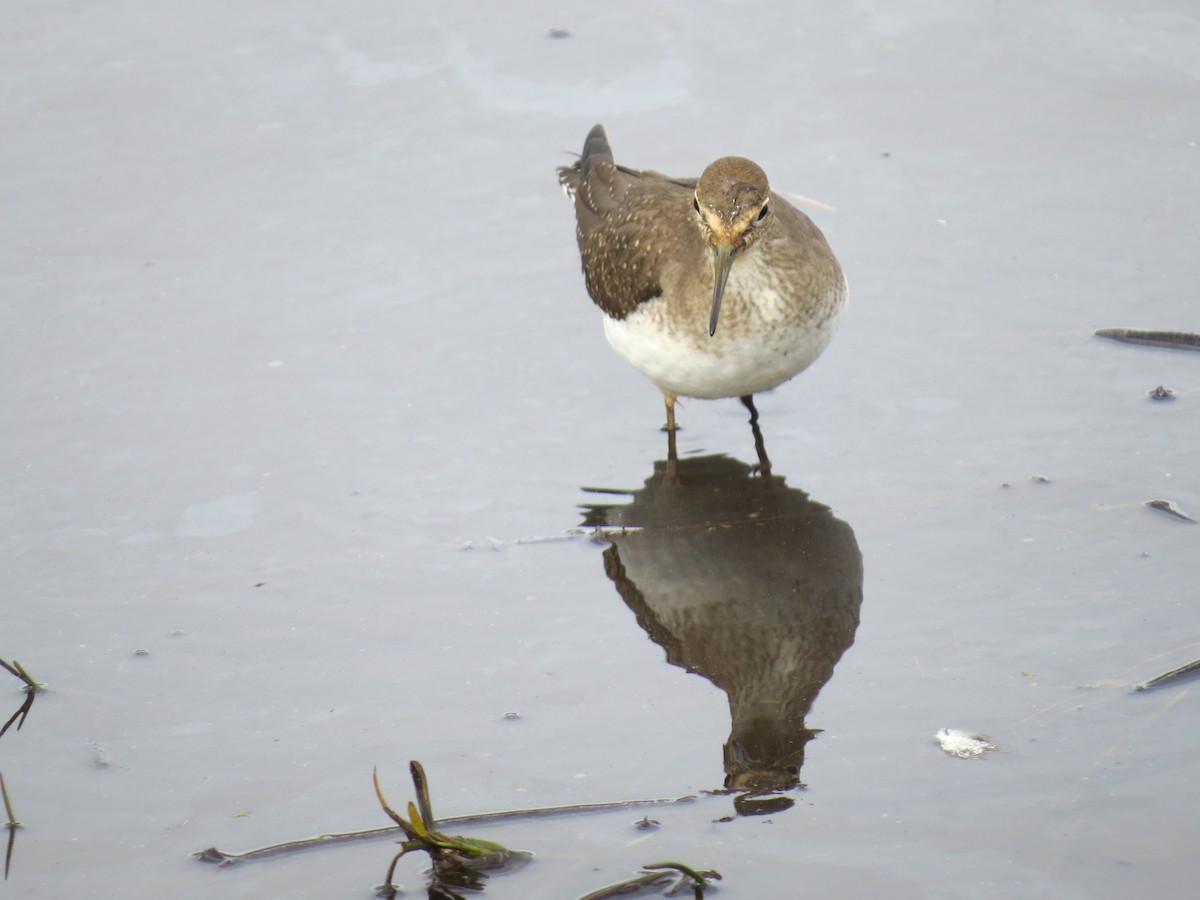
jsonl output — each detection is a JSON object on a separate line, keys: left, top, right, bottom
{"left": 693, "top": 157, "right": 771, "bottom": 336}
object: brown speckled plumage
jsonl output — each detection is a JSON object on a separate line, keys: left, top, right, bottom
{"left": 557, "top": 136, "right": 689, "bottom": 320}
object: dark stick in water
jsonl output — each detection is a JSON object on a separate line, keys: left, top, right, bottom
{"left": 1136, "top": 657, "right": 1200, "bottom": 692}
{"left": 1144, "top": 499, "right": 1198, "bottom": 524}
{"left": 1094, "top": 328, "right": 1200, "bottom": 351}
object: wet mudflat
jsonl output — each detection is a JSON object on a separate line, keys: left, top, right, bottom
{"left": 2, "top": 1, "right": 1198, "bottom": 897}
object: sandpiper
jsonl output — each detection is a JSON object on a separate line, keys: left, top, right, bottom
{"left": 557, "top": 124, "right": 846, "bottom": 460}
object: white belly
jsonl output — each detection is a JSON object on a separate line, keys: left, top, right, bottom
{"left": 601, "top": 260, "right": 847, "bottom": 400}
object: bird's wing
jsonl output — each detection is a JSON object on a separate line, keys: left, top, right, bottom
{"left": 556, "top": 128, "right": 698, "bottom": 320}
{"left": 574, "top": 172, "right": 694, "bottom": 320}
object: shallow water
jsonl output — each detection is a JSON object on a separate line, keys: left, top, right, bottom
{"left": 2, "top": 1, "right": 1199, "bottom": 897}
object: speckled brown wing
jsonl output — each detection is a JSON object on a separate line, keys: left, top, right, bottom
{"left": 558, "top": 126, "right": 696, "bottom": 321}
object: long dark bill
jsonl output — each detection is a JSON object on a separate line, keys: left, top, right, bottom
{"left": 709, "top": 243, "right": 737, "bottom": 337}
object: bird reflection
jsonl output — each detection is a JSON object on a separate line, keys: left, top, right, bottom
{"left": 581, "top": 454, "right": 862, "bottom": 815}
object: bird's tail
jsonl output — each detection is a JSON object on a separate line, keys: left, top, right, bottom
{"left": 579, "top": 124, "right": 612, "bottom": 179}
{"left": 557, "top": 123, "right": 613, "bottom": 197}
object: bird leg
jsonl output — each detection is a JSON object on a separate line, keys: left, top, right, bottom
{"left": 662, "top": 391, "right": 679, "bottom": 463}
{"left": 740, "top": 395, "right": 772, "bottom": 476}
{"left": 662, "top": 391, "right": 679, "bottom": 433}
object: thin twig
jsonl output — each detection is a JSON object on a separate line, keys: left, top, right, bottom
{"left": 578, "top": 863, "right": 721, "bottom": 900}
{"left": 0, "top": 774, "right": 17, "bottom": 828}
{"left": 0, "top": 693, "right": 34, "bottom": 740}
{"left": 194, "top": 794, "right": 697, "bottom": 864}
{"left": 577, "top": 870, "right": 675, "bottom": 900}
{"left": 1, "top": 772, "right": 19, "bottom": 881}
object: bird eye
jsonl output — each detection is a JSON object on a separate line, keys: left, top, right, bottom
{"left": 756, "top": 203, "right": 769, "bottom": 221}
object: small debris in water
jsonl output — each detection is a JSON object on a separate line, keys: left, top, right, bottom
{"left": 633, "top": 816, "right": 659, "bottom": 830}
{"left": 502, "top": 712, "right": 520, "bottom": 721}
{"left": 467, "top": 530, "right": 593, "bottom": 551}
{"left": 91, "top": 743, "right": 112, "bottom": 768}
{"left": 1144, "top": 499, "right": 1198, "bottom": 523}
{"left": 578, "top": 862, "right": 720, "bottom": 900}
{"left": 547, "top": 26, "right": 572, "bottom": 38}
{"left": 935, "top": 728, "right": 996, "bottom": 759}
{"left": 1147, "top": 385, "right": 1175, "bottom": 401}
{"left": 133, "top": 648, "right": 150, "bottom": 656}
{"left": 1030, "top": 475, "right": 1051, "bottom": 484}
